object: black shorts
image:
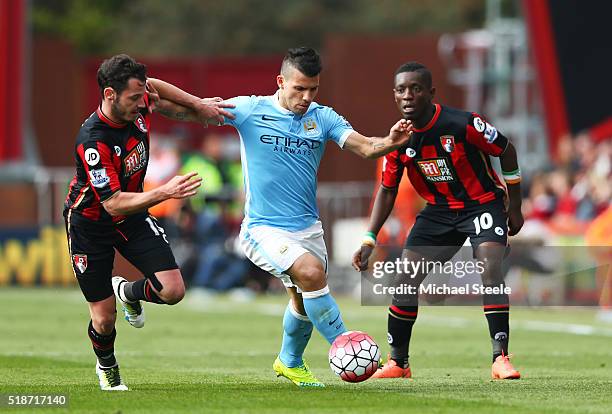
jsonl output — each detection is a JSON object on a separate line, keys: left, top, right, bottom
{"left": 405, "top": 198, "right": 508, "bottom": 260}
{"left": 64, "top": 212, "right": 178, "bottom": 302}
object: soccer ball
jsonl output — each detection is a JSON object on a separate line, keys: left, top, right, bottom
{"left": 328, "top": 331, "right": 380, "bottom": 382}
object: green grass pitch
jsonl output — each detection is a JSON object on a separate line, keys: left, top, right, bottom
{"left": 1, "top": 288, "right": 611, "bottom": 413}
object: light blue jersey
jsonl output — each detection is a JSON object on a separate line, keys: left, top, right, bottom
{"left": 224, "top": 92, "right": 354, "bottom": 231}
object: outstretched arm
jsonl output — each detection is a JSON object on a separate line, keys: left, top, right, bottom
{"left": 344, "top": 119, "right": 412, "bottom": 159}
{"left": 153, "top": 98, "right": 199, "bottom": 122}
{"left": 352, "top": 186, "right": 398, "bottom": 271}
{"left": 146, "top": 78, "right": 235, "bottom": 124}
{"left": 499, "top": 141, "right": 524, "bottom": 236}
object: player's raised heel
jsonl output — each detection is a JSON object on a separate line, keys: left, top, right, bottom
{"left": 491, "top": 353, "right": 521, "bottom": 379}
{"left": 112, "top": 276, "right": 145, "bottom": 328}
{"left": 272, "top": 357, "right": 325, "bottom": 388}
{"left": 96, "top": 363, "right": 128, "bottom": 391}
{"left": 370, "top": 355, "right": 412, "bottom": 379}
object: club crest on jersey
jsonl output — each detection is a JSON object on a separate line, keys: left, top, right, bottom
{"left": 405, "top": 147, "right": 417, "bottom": 158}
{"left": 72, "top": 254, "right": 88, "bottom": 274}
{"left": 134, "top": 114, "right": 148, "bottom": 133}
{"left": 417, "top": 158, "right": 455, "bottom": 182}
{"left": 440, "top": 135, "right": 455, "bottom": 153}
{"left": 302, "top": 117, "right": 320, "bottom": 137}
{"left": 123, "top": 141, "right": 147, "bottom": 176}
{"left": 473, "top": 116, "right": 486, "bottom": 133}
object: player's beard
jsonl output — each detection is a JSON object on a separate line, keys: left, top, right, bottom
{"left": 110, "top": 100, "right": 137, "bottom": 123}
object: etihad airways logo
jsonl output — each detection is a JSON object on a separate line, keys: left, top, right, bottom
{"left": 260, "top": 135, "right": 321, "bottom": 155}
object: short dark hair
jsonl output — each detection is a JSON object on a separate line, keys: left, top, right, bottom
{"left": 96, "top": 54, "right": 147, "bottom": 97}
{"left": 281, "top": 47, "right": 322, "bottom": 78}
{"left": 395, "top": 61, "right": 432, "bottom": 88}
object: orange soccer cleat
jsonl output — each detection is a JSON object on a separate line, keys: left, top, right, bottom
{"left": 370, "top": 356, "right": 412, "bottom": 379}
{"left": 491, "top": 353, "right": 521, "bottom": 379}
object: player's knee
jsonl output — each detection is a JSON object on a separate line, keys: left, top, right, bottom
{"left": 151, "top": 271, "right": 185, "bottom": 305}
{"left": 296, "top": 265, "right": 326, "bottom": 291}
{"left": 480, "top": 267, "right": 504, "bottom": 286}
{"left": 92, "top": 314, "right": 116, "bottom": 334}
{"left": 159, "top": 277, "right": 185, "bottom": 305}
{"left": 159, "top": 283, "right": 185, "bottom": 305}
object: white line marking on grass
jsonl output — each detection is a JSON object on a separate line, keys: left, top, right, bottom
{"left": 183, "top": 299, "right": 612, "bottom": 337}
{"left": 517, "top": 320, "right": 612, "bottom": 337}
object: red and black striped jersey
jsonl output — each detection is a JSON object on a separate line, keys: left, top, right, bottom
{"left": 382, "top": 104, "right": 508, "bottom": 209}
{"left": 64, "top": 95, "right": 151, "bottom": 226}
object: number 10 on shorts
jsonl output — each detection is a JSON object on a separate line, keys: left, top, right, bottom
{"left": 472, "top": 212, "right": 493, "bottom": 235}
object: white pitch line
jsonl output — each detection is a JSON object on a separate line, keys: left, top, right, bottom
{"left": 516, "top": 320, "right": 612, "bottom": 337}
{"left": 183, "top": 299, "right": 612, "bottom": 337}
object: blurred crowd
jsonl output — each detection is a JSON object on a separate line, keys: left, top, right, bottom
{"left": 522, "top": 134, "right": 611, "bottom": 236}
{"left": 511, "top": 134, "right": 611, "bottom": 316}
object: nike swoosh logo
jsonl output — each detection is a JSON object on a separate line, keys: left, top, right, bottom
{"left": 262, "top": 115, "right": 277, "bottom": 121}
{"left": 328, "top": 314, "right": 340, "bottom": 326}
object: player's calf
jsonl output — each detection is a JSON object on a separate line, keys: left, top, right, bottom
{"left": 289, "top": 256, "right": 347, "bottom": 344}
{"left": 88, "top": 320, "right": 118, "bottom": 371}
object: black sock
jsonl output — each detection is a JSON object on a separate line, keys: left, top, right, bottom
{"left": 483, "top": 291, "right": 510, "bottom": 362}
{"left": 88, "top": 320, "right": 117, "bottom": 368}
{"left": 388, "top": 305, "right": 418, "bottom": 368}
{"left": 124, "top": 278, "right": 165, "bottom": 304}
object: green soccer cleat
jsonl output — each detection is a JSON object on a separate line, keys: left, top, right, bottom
{"left": 112, "top": 276, "right": 145, "bottom": 328}
{"left": 273, "top": 357, "right": 325, "bottom": 388}
{"left": 96, "top": 363, "right": 128, "bottom": 391}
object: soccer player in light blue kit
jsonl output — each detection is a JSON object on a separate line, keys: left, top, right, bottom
{"left": 223, "top": 48, "right": 412, "bottom": 387}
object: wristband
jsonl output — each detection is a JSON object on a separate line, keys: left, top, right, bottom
{"left": 362, "top": 232, "right": 377, "bottom": 247}
{"left": 502, "top": 168, "right": 521, "bottom": 184}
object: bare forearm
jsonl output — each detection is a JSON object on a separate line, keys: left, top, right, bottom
{"left": 367, "top": 186, "right": 398, "bottom": 235}
{"left": 102, "top": 189, "right": 166, "bottom": 216}
{"left": 154, "top": 99, "right": 199, "bottom": 122}
{"left": 147, "top": 78, "right": 198, "bottom": 109}
{"left": 363, "top": 136, "right": 401, "bottom": 159}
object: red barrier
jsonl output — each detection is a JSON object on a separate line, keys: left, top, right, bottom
{"left": 0, "top": 0, "right": 24, "bottom": 161}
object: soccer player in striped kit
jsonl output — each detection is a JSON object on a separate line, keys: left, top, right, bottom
{"left": 353, "top": 62, "right": 524, "bottom": 380}
{"left": 64, "top": 54, "right": 233, "bottom": 390}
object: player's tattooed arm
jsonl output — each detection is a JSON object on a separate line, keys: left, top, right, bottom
{"left": 499, "top": 140, "right": 524, "bottom": 236}
{"left": 344, "top": 119, "right": 413, "bottom": 159}
{"left": 146, "top": 78, "right": 235, "bottom": 124}
{"left": 153, "top": 98, "right": 199, "bottom": 122}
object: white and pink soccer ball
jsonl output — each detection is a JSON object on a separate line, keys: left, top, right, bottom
{"left": 329, "top": 331, "right": 380, "bottom": 382}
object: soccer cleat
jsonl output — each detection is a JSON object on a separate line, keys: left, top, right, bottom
{"left": 96, "top": 363, "right": 128, "bottom": 391}
{"left": 273, "top": 357, "right": 325, "bottom": 388}
{"left": 112, "top": 276, "right": 145, "bottom": 328}
{"left": 370, "top": 355, "right": 412, "bottom": 379}
{"left": 491, "top": 353, "right": 521, "bottom": 379}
